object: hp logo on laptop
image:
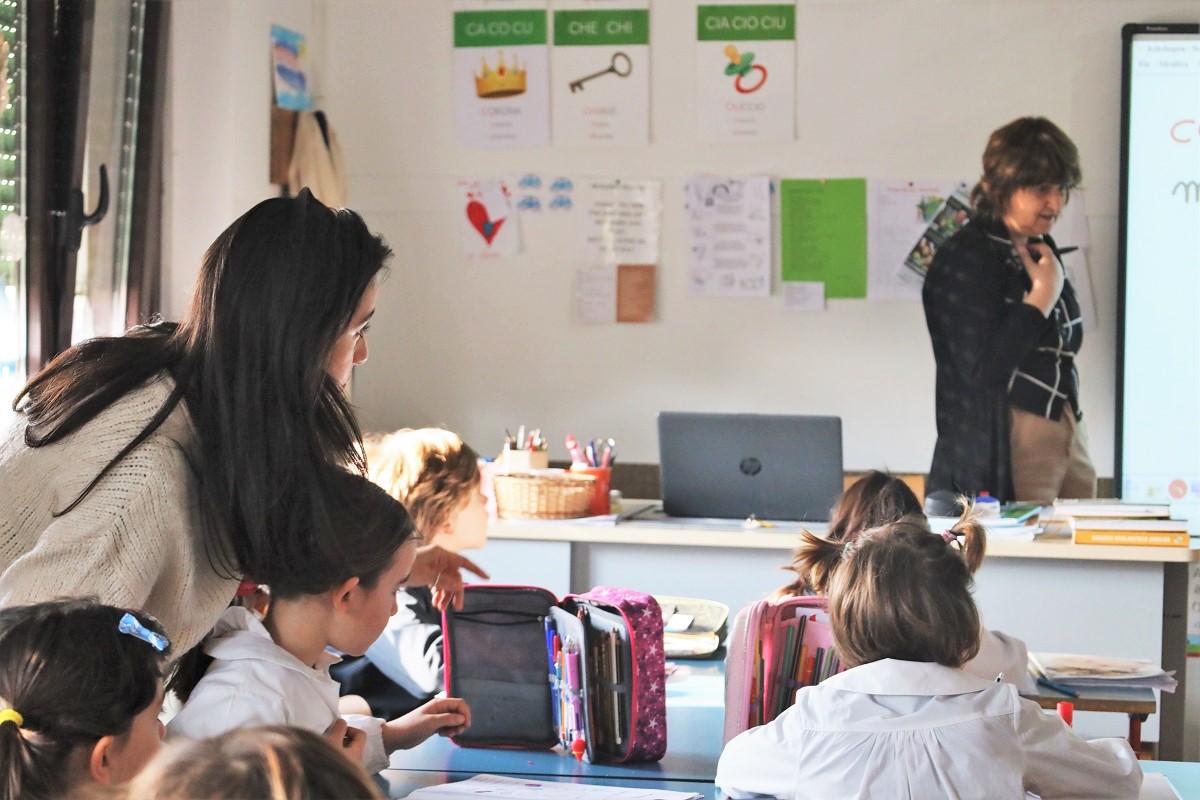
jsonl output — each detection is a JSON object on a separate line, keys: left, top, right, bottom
{"left": 739, "top": 457, "right": 762, "bottom": 476}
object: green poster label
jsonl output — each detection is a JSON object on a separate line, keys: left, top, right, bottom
{"left": 454, "top": 10, "right": 547, "bottom": 48}
{"left": 696, "top": 4, "right": 795, "bottom": 41}
{"left": 553, "top": 9, "right": 649, "bottom": 46}
{"left": 780, "top": 179, "right": 868, "bottom": 299}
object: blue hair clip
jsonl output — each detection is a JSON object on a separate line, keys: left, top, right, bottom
{"left": 118, "top": 612, "right": 170, "bottom": 652}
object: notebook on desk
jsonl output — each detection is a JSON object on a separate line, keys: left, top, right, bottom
{"left": 657, "top": 412, "right": 843, "bottom": 522}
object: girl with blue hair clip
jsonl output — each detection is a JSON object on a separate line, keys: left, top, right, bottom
{"left": 0, "top": 598, "right": 172, "bottom": 800}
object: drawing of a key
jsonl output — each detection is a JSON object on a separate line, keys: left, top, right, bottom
{"left": 568, "top": 52, "right": 632, "bottom": 93}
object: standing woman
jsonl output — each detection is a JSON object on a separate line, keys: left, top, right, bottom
{"left": 0, "top": 189, "right": 483, "bottom": 657}
{"left": 923, "top": 117, "right": 1096, "bottom": 504}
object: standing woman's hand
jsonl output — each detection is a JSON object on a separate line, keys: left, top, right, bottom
{"left": 408, "top": 544, "right": 490, "bottom": 611}
{"left": 1020, "top": 241, "right": 1065, "bottom": 317}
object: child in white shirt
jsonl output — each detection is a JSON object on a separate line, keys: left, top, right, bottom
{"left": 717, "top": 513, "right": 1142, "bottom": 800}
{"left": 167, "top": 469, "right": 470, "bottom": 774}
{"left": 333, "top": 428, "right": 490, "bottom": 719}
{"left": 773, "top": 471, "right": 1033, "bottom": 692}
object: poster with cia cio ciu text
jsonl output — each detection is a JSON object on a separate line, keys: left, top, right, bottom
{"left": 454, "top": 0, "right": 550, "bottom": 148}
{"left": 695, "top": 1, "right": 796, "bottom": 143}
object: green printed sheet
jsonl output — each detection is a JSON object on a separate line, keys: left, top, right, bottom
{"left": 779, "top": 178, "right": 867, "bottom": 299}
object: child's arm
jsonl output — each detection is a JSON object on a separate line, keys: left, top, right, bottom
{"left": 1016, "top": 698, "right": 1143, "bottom": 799}
{"left": 715, "top": 711, "right": 799, "bottom": 799}
{"left": 381, "top": 696, "right": 471, "bottom": 752}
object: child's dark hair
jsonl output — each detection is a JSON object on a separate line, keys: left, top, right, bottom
{"left": 114, "top": 725, "right": 385, "bottom": 800}
{"left": 273, "top": 465, "right": 417, "bottom": 599}
{"left": 169, "top": 467, "right": 415, "bottom": 701}
{"left": 0, "top": 598, "right": 171, "bottom": 800}
{"left": 793, "top": 509, "right": 986, "bottom": 669}
{"left": 781, "top": 471, "right": 923, "bottom": 596}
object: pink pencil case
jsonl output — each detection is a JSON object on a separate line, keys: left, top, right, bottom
{"left": 443, "top": 584, "right": 667, "bottom": 763}
{"left": 723, "top": 595, "right": 842, "bottom": 742}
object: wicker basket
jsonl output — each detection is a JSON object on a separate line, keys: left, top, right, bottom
{"left": 494, "top": 472, "right": 596, "bottom": 519}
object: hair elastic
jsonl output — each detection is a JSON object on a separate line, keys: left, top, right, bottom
{"left": 0, "top": 708, "right": 22, "bottom": 728}
{"left": 118, "top": 613, "right": 170, "bottom": 652}
{"left": 941, "top": 529, "right": 960, "bottom": 544}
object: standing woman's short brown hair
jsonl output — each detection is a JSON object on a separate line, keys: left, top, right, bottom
{"left": 794, "top": 512, "right": 987, "bottom": 669}
{"left": 969, "top": 117, "right": 1082, "bottom": 220}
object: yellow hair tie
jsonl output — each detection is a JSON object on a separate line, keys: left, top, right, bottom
{"left": 0, "top": 709, "right": 22, "bottom": 728}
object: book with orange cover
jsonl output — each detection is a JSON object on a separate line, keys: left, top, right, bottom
{"left": 1070, "top": 517, "right": 1189, "bottom": 547}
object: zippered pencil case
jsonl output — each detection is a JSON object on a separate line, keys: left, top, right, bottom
{"left": 442, "top": 584, "right": 667, "bottom": 763}
{"left": 723, "top": 595, "right": 843, "bottom": 743}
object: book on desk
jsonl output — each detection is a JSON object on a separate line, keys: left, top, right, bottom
{"left": 1069, "top": 518, "right": 1190, "bottom": 547}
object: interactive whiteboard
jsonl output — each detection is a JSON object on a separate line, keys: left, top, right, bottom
{"left": 1117, "top": 23, "right": 1200, "bottom": 501}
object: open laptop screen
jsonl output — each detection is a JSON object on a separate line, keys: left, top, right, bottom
{"left": 657, "top": 412, "right": 843, "bottom": 522}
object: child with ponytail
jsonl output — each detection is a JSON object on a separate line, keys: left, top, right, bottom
{"left": 0, "top": 599, "right": 172, "bottom": 800}
{"left": 774, "top": 472, "right": 1034, "bottom": 691}
{"left": 717, "top": 513, "right": 1142, "bottom": 799}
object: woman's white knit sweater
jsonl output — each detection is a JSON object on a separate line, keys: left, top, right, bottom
{"left": 0, "top": 375, "right": 239, "bottom": 655}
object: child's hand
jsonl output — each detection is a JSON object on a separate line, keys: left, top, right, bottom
{"left": 409, "top": 544, "right": 490, "bottom": 610}
{"left": 382, "top": 696, "right": 471, "bottom": 751}
{"left": 323, "top": 717, "right": 367, "bottom": 765}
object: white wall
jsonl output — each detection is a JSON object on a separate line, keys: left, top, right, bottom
{"left": 166, "top": 1, "right": 1199, "bottom": 474}
{"left": 165, "top": 0, "right": 320, "bottom": 318}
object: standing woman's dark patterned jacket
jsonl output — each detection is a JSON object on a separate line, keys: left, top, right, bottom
{"left": 922, "top": 218, "right": 1083, "bottom": 502}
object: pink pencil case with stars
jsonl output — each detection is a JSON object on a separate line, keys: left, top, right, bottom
{"left": 442, "top": 584, "right": 667, "bottom": 763}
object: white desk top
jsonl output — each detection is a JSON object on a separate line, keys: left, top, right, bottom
{"left": 489, "top": 502, "right": 1200, "bottom": 564}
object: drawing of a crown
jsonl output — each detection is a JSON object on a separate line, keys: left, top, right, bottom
{"left": 475, "top": 52, "right": 527, "bottom": 99}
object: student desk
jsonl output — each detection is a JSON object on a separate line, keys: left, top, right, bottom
{"left": 379, "top": 659, "right": 1194, "bottom": 800}
{"left": 1023, "top": 682, "right": 1157, "bottom": 753}
{"left": 474, "top": 506, "right": 1200, "bottom": 758}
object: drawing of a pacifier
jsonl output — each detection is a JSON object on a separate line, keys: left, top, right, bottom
{"left": 723, "top": 45, "right": 767, "bottom": 93}
{"left": 569, "top": 51, "right": 633, "bottom": 92}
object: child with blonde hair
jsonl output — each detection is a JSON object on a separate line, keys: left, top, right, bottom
{"left": 101, "top": 725, "right": 385, "bottom": 800}
{"left": 718, "top": 514, "right": 1142, "bottom": 799}
{"left": 167, "top": 468, "right": 470, "bottom": 774}
{"left": 0, "top": 599, "right": 172, "bottom": 800}
{"left": 333, "top": 428, "right": 489, "bottom": 718}
{"left": 773, "top": 471, "right": 1034, "bottom": 692}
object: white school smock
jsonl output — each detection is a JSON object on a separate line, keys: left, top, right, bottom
{"left": 166, "top": 606, "right": 389, "bottom": 774}
{"left": 967, "top": 626, "right": 1036, "bottom": 693}
{"left": 716, "top": 659, "right": 1141, "bottom": 800}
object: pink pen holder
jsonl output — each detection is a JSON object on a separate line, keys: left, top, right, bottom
{"left": 570, "top": 465, "right": 611, "bottom": 516}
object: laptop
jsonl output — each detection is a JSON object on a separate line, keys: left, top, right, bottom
{"left": 657, "top": 412, "right": 843, "bottom": 522}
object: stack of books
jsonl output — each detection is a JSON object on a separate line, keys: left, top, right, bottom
{"left": 1047, "top": 499, "right": 1191, "bottom": 547}
{"left": 1029, "top": 651, "right": 1178, "bottom": 693}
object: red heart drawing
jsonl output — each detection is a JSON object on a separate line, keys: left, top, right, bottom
{"left": 466, "top": 199, "right": 506, "bottom": 245}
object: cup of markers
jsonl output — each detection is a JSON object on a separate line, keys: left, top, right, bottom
{"left": 497, "top": 425, "right": 549, "bottom": 472}
{"left": 566, "top": 435, "right": 615, "bottom": 516}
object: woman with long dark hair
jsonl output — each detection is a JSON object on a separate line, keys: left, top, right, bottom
{"left": 0, "top": 190, "right": 484, "bottom": 657}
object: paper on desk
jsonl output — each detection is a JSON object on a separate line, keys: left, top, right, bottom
{"left": 405, "top": 774, "right": 702, "bottom": 800}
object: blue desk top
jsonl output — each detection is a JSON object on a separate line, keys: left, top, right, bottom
{"left": 387, "top": 670, "right": 725, "bottom": 782}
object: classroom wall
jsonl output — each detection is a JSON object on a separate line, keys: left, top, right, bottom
{"left": 165, "top": 1, "right": 1199, "bottom": 476}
